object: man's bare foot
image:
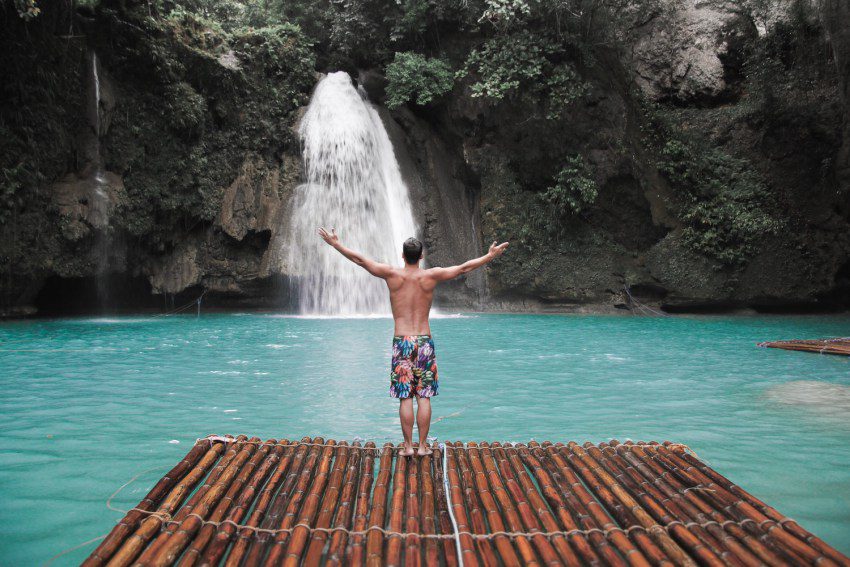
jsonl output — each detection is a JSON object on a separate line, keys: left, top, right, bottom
{"left": 417, "top": 445, "right": 433, "bottom": 457}
{"left": 400, "top": 444, "right": 415, "bottom": 457}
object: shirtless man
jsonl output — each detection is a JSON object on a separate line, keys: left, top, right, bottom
{"left": 318, "top": 228, "right": 509, "bottom": 456}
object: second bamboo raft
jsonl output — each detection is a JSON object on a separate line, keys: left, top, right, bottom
{"left": 758, "top": 337, "right": 850, "bottom": 356}
{"left": 84, "top": 435, "right": 850, "bottom": 566}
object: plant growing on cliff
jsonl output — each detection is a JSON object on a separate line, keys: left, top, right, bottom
{"left": 460, "top": 12, "right": 588, "bottom": 116}
{"left": 541, "top": 154, "right": 598, "bottom": 227}
{"left": 462, "top": 31, "right": 547, "bottom": 100}
{"left": 385, "top": 51, "right": 453, "bottom": 109}
{"left": 658, "top": 139, "right": 782, "bottom": 265}
{"left": 12, "top": 0, "right": 40, "bottom": 20}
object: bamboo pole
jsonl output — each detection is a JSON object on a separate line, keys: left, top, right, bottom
{"left": 645, "top": 442, "right": 812, "bottom": 566}
{"left": 599, "top": 440, "right": 762, "bottom": 567}
{"left": 433, "top": 443, "right": 463, "bottom": 567}
{"left": 669, "top": 442, "right": 850, "bottom": 566}
{"left": 611, "top": 442, "right": 783, "bottom": 567}
{"left": 495, "top": 443, "right": 582, "bottom": 566}
{"left": 140, "top": 436, "right": 247, "bottom": 563}
{"left": 385, "top": 444, "right": 408, "bottom": 567}
{"left": 303, "top": 442, "right": 350, "bottom": 565}
{"left": 197, "top": 442, "right": 286, "bottom": 567}
{"left": 281, "top": 440, "right": 340, "bottom": 567}
{"left": 242, "top": 438, "right": 313, "bottom": 566}
{"left": 523, "top": 442, "right": 628, "bottom": 566}
{"left": 651, "top": 443, "right": 845, "bottom": 566}
{"left": 104, "top": 438, "right": 232, "bottom": 567}
{"left": 589, "top": 441, "right": 738, "bottom": 565}
{"left": 465, "top": 442, "right": 521, "bottom": 565}
{"left": 325, "top": 442, "right": 364, "bottom": 566}
{"left": 222, "top": 440, "right": 294, "bottom": 567}
{"left": 419, "top": 445, "right": 439, "bottom": 567}
{"left": 404, "top": 446, "right": 422, "bottom": 567}
{"left": 346, "top": 442, "right": 378, "bottom": 567}
{"left": 178, "top": 439, "right": 274, "bottom": 566}
{"left": 263, "top": 437, "right": 329, "bottom": 566}
{"left": 141, "top": 436, "right": 262, "bottom": 567}
{"left": 82, "top": 439, "right": 215, "bottom": 567}
{"left": 475, "top": 442, "right": 542, "bottom": 565}
{"left": 517, "top": 443, "right": 600, "bottom": 565}
{"left": 454, "top": 441, "right": 498, "bottom": 566}
{"left": 646, "top": 443, "right": 812, "bottom": 565}
{"left": 541, "top": 441, "right": 642, "bottom": 566}
{"left": 560, "top": 442, "right": 701, "bottom": 566}
{"left": 364, "top": 442, "right": 394, "bottom": 567}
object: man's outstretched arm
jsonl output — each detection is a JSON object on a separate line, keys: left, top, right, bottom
{"left": 427, "top": 240, "right": 509, "bottom": 282}
{"left": 318, "top": 227, "right": 394, "bottom": 279}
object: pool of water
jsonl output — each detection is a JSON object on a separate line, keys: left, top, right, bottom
{"left": 1, "top": 312, "right": 849, "bottom": 564}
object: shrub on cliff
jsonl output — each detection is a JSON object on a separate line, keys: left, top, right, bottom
{"left": 658, "top": 138, "right": 782, "bottom": 265}
{"left": 541, "top": 155, "right": 598, "bottom": 222}
{"left": 385, "top": 52, "right": 453, "bottom": 109}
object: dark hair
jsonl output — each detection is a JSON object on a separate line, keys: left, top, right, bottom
{"left": 402, "top": 237, "right": 423, "bottom": 264}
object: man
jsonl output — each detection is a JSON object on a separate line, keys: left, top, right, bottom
{"left": 318, "top": 227, "right": 509, "bottom": 456}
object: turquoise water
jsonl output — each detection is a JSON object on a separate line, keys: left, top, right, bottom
{"left": 1, "top": 313, "right": 849, "bottom": 564}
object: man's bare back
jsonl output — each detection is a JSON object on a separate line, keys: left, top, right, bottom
{"left": 318, "top": 227, "right": 508, "bottom": 455}
{"left": 385, "top": 265, "right": 437, "bottom": 335}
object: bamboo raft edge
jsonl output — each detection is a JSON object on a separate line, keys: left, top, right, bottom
{"left": 758, "top": 337, "right": 850, "bottom": 356}
{"left": 82, "top": 435, "right": 850, "bottom": 567}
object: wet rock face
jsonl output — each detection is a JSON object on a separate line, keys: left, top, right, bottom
{"left": 627, "top": 0, "right": 757, "bottom": 104}
{"left": 381, "top": 105, "right": 487, "bottom": 307}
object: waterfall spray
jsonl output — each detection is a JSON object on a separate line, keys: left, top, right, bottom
{"left": 286, "top": 72, "right": 417, "bottom": 315}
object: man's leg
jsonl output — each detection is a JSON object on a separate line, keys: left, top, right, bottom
{"left": 399, "top": 398, "right": 415, "bottom": 456}
{"left": 415, "top": 396, "right": 432, "bottom": 456}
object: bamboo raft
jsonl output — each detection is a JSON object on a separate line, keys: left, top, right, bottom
{"left": 758, "top": 337, "right": 850, "bottom": 356}
{"left": 84, "top": 435, "right": 850, "bottom": 567}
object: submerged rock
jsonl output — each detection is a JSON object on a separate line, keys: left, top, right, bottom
{"left": 764, "top": 380, "right": 850, "bottom": 420}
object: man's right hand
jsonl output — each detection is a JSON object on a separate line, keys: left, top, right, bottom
{"left": 318, "top": 227, "right": 340, "bottom": 247}
{"left": 488, "top": 241, "right": 510, "bottom": 258}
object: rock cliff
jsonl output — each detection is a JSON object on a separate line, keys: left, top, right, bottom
{"left": 1, "top": 0, "right": 847, "bottom": 316}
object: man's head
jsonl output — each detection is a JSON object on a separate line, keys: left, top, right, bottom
{"left": 402, "top": 237, "right": 423, "bottom": 265}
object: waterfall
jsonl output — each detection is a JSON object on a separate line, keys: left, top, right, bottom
{"left": 286, "top": 71, "right": 418, "bottom": 315}
{"left": 89, "top": 51, "right": 110, "bottom": 310}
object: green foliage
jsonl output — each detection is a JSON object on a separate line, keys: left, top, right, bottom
{"left": 461, "top": 30, "right": 588, "bottom": 118}
{"left": 235, "top": 24, "right": 315, "bottom": 80}
{"left": 658, "top": 138, "right": 782, "bottom": 265}
{"left": 13, "top": 0, "right": 41, "bottom": 20}
{"left": 163, "top": 82, "right": 207, "bottom": 135}
{"left": 544, "top": 65, "right": 587, "bottom": 119}
{"left": 385, "top": 51, "right": 453, "bottom": 109}
{"left": 541, "top": 155, "right": 598, "bottom": 222}
{"left": 463, "top": 31, "right": 546, "bottom": 100}
{"left": 479, "top": 0, "right": 531, "bottom": 30}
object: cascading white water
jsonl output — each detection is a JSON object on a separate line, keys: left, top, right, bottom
{"left": 89, "top": 51, "right": 111, "bottom": 309}
{"left": 286, "top": 71, "right": 417, "bottom": 315}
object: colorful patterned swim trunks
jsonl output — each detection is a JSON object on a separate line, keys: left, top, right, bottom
{"left": 390, "top": 335, "right": 438, "bottom": 399}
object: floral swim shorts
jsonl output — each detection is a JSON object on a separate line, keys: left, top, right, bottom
{"left": 390, "top": 335, "right": 438, "bottom": 399}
